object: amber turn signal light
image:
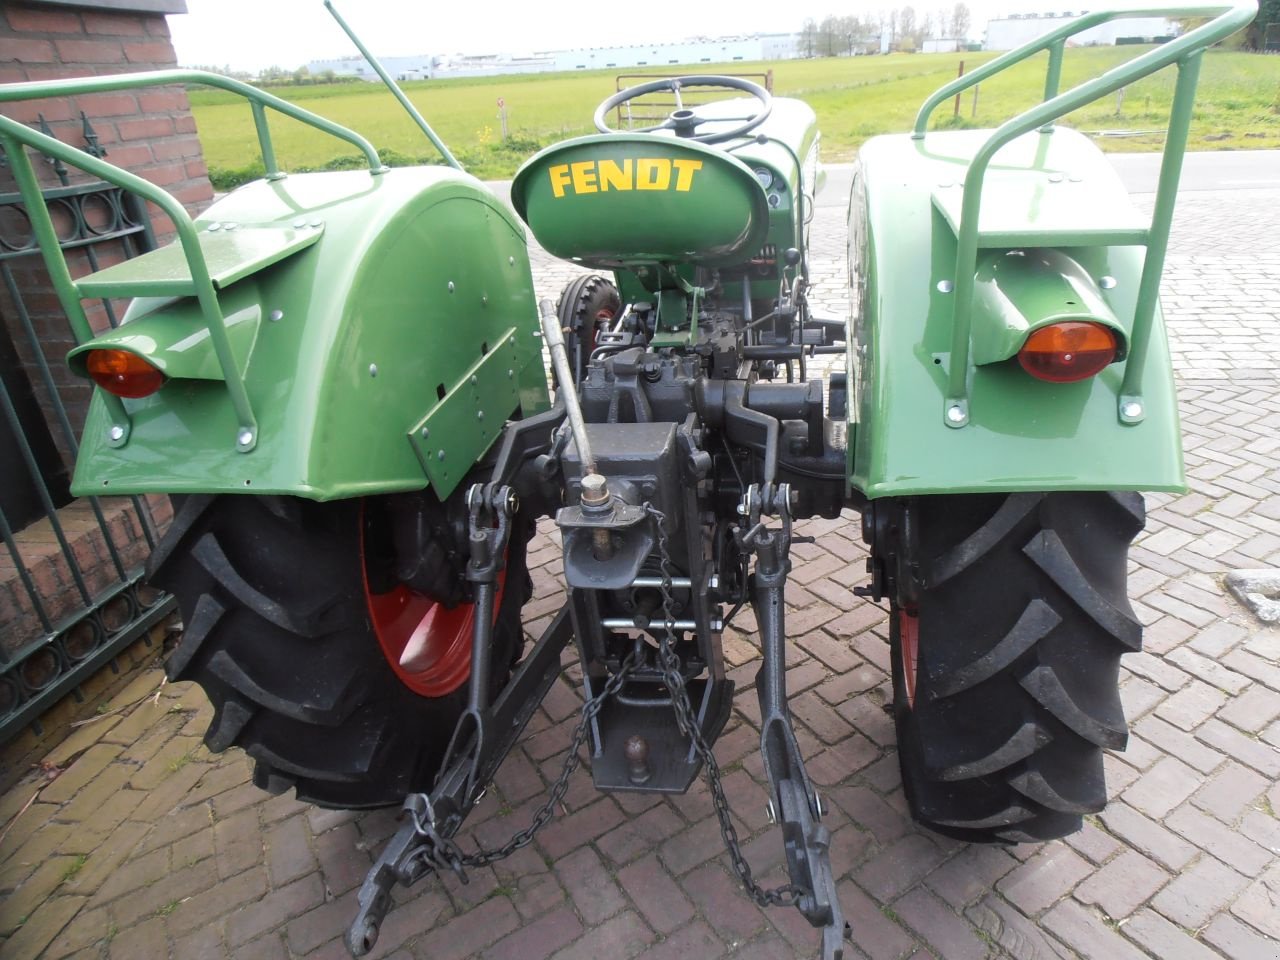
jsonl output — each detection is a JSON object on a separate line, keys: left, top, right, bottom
{"left": 1017, "top": 322, "right": 1117, "bottom": 384}
{"left": 85, "top": 349, "right": 166, "bottom": 399}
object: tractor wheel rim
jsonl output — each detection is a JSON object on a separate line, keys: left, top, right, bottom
{"left": 359, "top": 503, "right": 505, "bottom": 698}
{"left": 899, "top": 609, "right": 919, "bottom": 709}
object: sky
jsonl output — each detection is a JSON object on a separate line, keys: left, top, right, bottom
{"left": 168, "top": 0, "right": 1028, "bottom": 72}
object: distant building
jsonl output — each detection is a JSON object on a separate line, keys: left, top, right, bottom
{"left": 921, "top": 37, "right": 964, "bottom": 53}
{"left": 307, "top": 34, "right": 798, "bottom": 82}
{"left": 983, "top": 13, "right": 1176, "bottom": 50}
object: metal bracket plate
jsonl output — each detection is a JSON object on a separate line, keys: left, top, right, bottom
{"left": 408, "top": 326, "right": 520, "bottom": 499}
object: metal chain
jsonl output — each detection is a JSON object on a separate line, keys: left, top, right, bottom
{"left": 643, "top": 502, "right": 803, "bottom": 909}
{"left": 450, "top": 647, "right": 641, "bottom": 869}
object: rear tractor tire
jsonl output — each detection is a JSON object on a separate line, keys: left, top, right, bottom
{"left": 882, "top": 492, "right": 1145, "bottom": 843}
{"left": 147, "top": 493, "right": 531, "bottom": 809}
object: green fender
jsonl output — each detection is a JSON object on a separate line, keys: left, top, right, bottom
{"left": 849, "top": 129, "right": 1185, "bottom": 498}
{"left": 69, "top": 167, "right": 550, "bottom": 501}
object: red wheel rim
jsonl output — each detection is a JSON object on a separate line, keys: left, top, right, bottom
{"left": 898, "top": 608, "right": 919, "bottom": 709}
{"left": 359, "top": 503, "right": 506, "bottom": 698}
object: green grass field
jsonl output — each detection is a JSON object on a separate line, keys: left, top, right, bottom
{"left": 190, "top": 46, "right": 1280, "bottom": 188}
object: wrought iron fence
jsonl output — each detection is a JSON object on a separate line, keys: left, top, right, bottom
{"left": 0, "top": 123, "right": 175, "bottom": 743}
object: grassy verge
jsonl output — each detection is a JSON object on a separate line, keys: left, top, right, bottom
{"left": 190, "top": 47, "right": 1280, "bottom": 190}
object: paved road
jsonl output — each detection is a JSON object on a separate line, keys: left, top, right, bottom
{"left": 1, "top": 157, "right": 1278, "bottom": 960}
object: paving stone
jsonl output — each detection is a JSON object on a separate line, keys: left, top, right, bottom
{"left": 1192, "top": 761, "right": 1272, "bottom": 823}
{"left": 834, "top": 880, "right": 915, "bottom": 960}
{"left": 595, "top": 803, "right": 685, "bottom": 865}
{"left": 555, "top": 844, "right": 625, "bottom": 925}
{"left": 166, "top": 863, "right": 267, "bottom": 935}
{"left": 1166, "top": 803, "right": 1274, "bottom": 877}
{"left": 483, "top": 904, "right": 583, "bottom": 960}
{"left": 0, "top": 895, "right": 87, "bottom": 960}
{"left": 1156, "top": 680, "right": 1229, "bottom": 731}
{"left": 892, "top": 887, "right": 988, "bottom": 960}
{"left": 266, "top": 813, "right": 316, "bottom": 887}
{"left": 1132, "top": 714, "right": 1225, "bottom": 774}
{"left": 548, "top": 909, "right": 654, "bottom": 960}
{"left": 1042, "top": 900, "right": 1151, "bottom": 960}
{"left": 225, "top": 872, "right": 326, "bottom": 946}
{"left": 1229, "top": 865, "right": 1280, "bottom": 940}
{"left": 1196, "top": 720, "right": 1280, "bottom": 778}
{"left": 1203, "top": 912, "right": 1280, "bottom": 960}
{"left": 1121, "top": 755, "right": 1202, "bottom": 819}
{"left": 628, "top": 920, "right": 725, "bottom": 960}
{"left": 1151, "top": 855, "right": 1250, "bottom": 928}
{"left": 1063, "top": 818, "right": 1123, "bottom": 866}
{"left": 852, "top": 833, "right": 948, "bottom": 904}
{"left": 617, "top": 854, "right": 694, "bottom": 935}
{"left": 1098, "top": 803, "right": 1199, "bottom": 871}
{"left": 997, "top": 845, "right": 1093, "bottom": 916}
{"left": 923, "top": 843, "right": 1020, "bottom": 910}
{"left": 36, "top": 744, "right": 123, "bottom": 805}
{"left": 1, "top": 856, "right": 83, "bottom": 935}
{"left": 967, "top": 894, "right": 1071, "bottom": 959}
{"left": 1073, "top": 849, "right": 1170, "bottom": 919}
{"left": 1120, "top": 908, "right": 1222, "bottom": 960}
{"left": 106, "top": 914, "right": 166, "bottom": 960}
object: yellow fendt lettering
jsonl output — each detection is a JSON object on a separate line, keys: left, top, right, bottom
{"left": 598, "top": 159, "right": 632, "bottom": 191}
{"left": 548, "top": 157, "right": 703, "bottom": 197}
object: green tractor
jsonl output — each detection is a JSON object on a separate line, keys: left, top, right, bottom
{"left": 0, "top": 1, "right": 1255, "bottom": 956}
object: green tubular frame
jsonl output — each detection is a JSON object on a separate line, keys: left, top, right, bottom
{"left": 0, "top": 69, "right": 397, "bottom": 453}
{"left": 911, "top": 1, "right": 1257, "bottom": 428}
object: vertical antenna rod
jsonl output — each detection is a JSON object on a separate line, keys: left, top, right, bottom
{"left": 322, "top": 0, "right": 463, "bottom": 170}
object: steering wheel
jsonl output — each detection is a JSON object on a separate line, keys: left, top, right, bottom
{"left": 593, "top": 75, "right": 772, "bottom": 145}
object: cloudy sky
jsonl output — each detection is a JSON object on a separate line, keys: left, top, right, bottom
{"left": 169, "top": 0, "right": 1035, "bottom": 72}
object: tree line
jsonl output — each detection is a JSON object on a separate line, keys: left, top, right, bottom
{"left": 797, "top": 3, "right": 972, "bottom": 56}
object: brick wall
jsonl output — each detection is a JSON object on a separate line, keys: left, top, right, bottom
{"left": 0, "top": 1, "right": 205, "bottom": 660}
{"left": 0, "top": 2, "right": 213, "bottom": 464}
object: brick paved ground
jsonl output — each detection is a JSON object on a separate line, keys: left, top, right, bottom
{"left": 1, "top": 168, "right": 1278, "bottom": 960}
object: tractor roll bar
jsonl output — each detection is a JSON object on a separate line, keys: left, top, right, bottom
{"left": 0, "top": 69, "right": 387, "bottom": 179}
{"left": 913, "top": 0, "right": 1257, "bottom": 428}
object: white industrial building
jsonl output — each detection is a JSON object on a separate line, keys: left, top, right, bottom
{"left": 984, "top": 12, "right": 1176, "bottom": 50}
{"left": 308, "top": 34, "right": 798, "bottom": 82}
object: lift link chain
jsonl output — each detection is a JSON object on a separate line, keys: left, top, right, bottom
{"left": 451, "top": 647, "right": 641, "bottom": 869}
{"left": 643, "top": 502, "right": 804, "bottom": 910}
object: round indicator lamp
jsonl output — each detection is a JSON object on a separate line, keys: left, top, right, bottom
{"left": 754, "top": 167, "right": 773, "bottom": 190}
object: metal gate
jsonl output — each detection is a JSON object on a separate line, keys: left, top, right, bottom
{"left": 0, "top": 128, "right": 175, "bottom": 743}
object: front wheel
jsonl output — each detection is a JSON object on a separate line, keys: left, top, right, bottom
{"left": 147, "top": 493, "right": 530, "bottom": 809}
{"left": 885, "top": 492, "right": 1145, "bottom": 843}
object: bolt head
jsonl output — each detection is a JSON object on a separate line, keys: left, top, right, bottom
{"left": 421, "top": 427, "right": 429, "bottom": 439}
{"left": 476, "top": 410, "right": 485, "bottom": 421}
{"left": 946, "top": 404, "right": 966, "bottom": 424}
{"left": 1099, "top": 275, "right": 1118, "bottom": 290}
{"left": 447, "top": 281, "right": 455, "bottom": 293}
{"left": 437, "top": 450, "right": 446, "bottom": 461}
{"left": 936, "top": 280, "right": 954, "bottom": 293}
{"left": 1048, "top": 173, "right": 1064, "bottom": 183}
{"left": 1122, "top": 401, "right": 1143, "bottom": 419}
{"left": 268, "top": 309, "right": 284, "bottom": 322}
{"left": 309, "top": 219, "right": 322, "bottom": 228}
{"left": 108, "top": 425, "right": 125, "bottom": 441}
{"left": 369, "top": 363, "right": 378, "bottom": 377}
{"left": 238, "top": 429, "right": 254, "bottom": 446}
{"left": 207, "top": 223, "right": 221, "bottom": 232}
